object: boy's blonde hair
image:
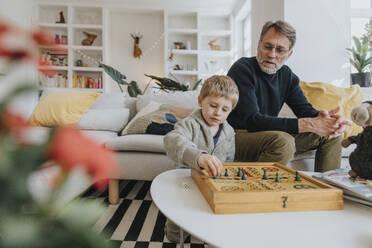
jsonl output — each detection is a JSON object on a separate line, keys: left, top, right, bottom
{"left": 199, "top": 75, "right": 239, "bottom": 108}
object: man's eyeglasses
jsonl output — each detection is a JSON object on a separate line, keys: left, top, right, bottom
{"left": 261, "top": 43, "right": 289, "bottom": 57}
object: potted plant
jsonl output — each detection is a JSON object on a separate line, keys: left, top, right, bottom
{"left": 347, "top": 36, "right": 372, "bottom": 87}
{"left": 0, "top": 17, "right": 115, "bottom": 248}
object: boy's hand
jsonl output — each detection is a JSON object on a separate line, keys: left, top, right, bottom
{"left": 197, "top": 154, "right": 223, "bottom": 177}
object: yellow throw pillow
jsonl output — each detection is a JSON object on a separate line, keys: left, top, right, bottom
{"left": 29, "top": 91, "right": 100, "bottom": 127}
{"left": 299, "top": 81, "right": 363, "bottom": 138}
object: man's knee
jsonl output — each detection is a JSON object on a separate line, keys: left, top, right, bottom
{"left": 265, "top": 131, "right": 296, "bottom": 154}
{"left": 328, "top": 135, "right": 343, "bottom": 145}
{"left": 234, "top": 130, "right": 295, "bottom": 163}
{"left": 258, "top": 131, "right": 296, "bottom": 164}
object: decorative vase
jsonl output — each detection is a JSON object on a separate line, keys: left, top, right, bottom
{"left": 351, "top": 72, "right": 371, "bottom": 87}
{"left": 76, "top": 59, "right": 83, "bottom": 67}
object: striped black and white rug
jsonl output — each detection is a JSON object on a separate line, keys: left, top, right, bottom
{"left": 82, "top": 180, "right": 206, "bottom": 248}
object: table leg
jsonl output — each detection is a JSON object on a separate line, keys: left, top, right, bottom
{"left": 180, "top": 228, "right": 184, "bottom": 248}
{"left": 108, "top": 179, "right": 119, "bottom": 205}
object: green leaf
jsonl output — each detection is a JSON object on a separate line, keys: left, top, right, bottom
{"left": 0, "top": 84, "right": 36, "bottom": 110}
{"left": 126, "top": 81, "right": 141, "bottom": 97}
{"left": 353, "top": 36, "right": 361, "bottom": 51}
{"left": 58, "top": 199, "right": 106, "bottom": 227}
{"left": 347, "top": 36, "right": 372, "bottom": 72}
{"left": 126, "top": 81, "right": 143, "bottom": 97}
{"left": 0, "top": 215, "right": 42, "bottom": 247}
{"left": 144, "top": 74, "right": 189, "bottom": 91}
{"left": 349, "top": 59, "right": 359, "bottom": 73}
{"left": 99, "top": 63, "right": 128, "bottom": 86}
{"left": 364, "top": 56, "right": 372, "bottom": 65}
{"left": 192, "top": 79, "right": 202, "bottom": 90}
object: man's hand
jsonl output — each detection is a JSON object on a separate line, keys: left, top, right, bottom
{"left": 197, "top": 154, "right": 223, "bottom": 177}
{"left": 298, "top": 107, "right": 351, "bottom": 138}
{"left": 327, "top": 107, "right": 352, "bottom": 138}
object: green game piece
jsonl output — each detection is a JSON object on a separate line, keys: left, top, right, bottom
{"left": 238, "top": 168, "right": 242, "bottom": 177}
{"left": 242, "top": 171, "right": 247, "bottom": 180}
{"left": 275, "top": 172, "right": 280, "bottom": 182}
{"left": 295, "top": 171, "right": 301, "bottom": 181}
{"left": 224, "top": 168, "right": 229, "bottom": 177}
{"left": 262, "top": 170, "right": 268, "bottom": 180}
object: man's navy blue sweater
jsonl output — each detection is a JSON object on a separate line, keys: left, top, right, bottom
{"left": 227, "top": 57, "right": 319, "bottom": 134}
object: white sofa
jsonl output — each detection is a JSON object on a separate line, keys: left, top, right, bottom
{"left": 28, "top": 87, "right": 372, "bottom": 204}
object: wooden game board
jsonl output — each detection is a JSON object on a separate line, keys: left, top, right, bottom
{"left": 191, "top": 162, "right": 343, "bottom": 214}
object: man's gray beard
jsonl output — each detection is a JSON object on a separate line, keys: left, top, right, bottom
{"left": 257, "top": 62, "right": 278, "bottom": 74}
{"left": 256, "top": 55, "right": 285, "bottom": 75}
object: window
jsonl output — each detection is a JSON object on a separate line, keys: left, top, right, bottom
{"left": 350, "top": 0, "right": 372, "bottom": 74}
{"left": 243, "top": 15, "right": 251, "bottom": 57}
{"left": 351, "top": 0, "right": 372, "bottom": 42}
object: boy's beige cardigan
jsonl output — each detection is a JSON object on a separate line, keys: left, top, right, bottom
{"left": 164, "top": 109, "right": 235, "bottom": 169}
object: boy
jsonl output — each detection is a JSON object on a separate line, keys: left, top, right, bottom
{"left": 163, "top": 75, "right": 239, "bottom": 242}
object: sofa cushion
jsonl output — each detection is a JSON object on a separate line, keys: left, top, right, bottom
{"left": 76, "top": 108, "right": 130, "bottom": 132}
{"left": 89, "top": 92, "right": 126, "bottom": 109}
{"left": 24, "top": 126, "right": 50, "bottom": 144}
{"left": 29, "top": 91, "right": 99, "bottom": 127}
{"left": 124, "top": 97, "right": 137, "bottom": 120}
{"left": 121, "top": 101, "right": 162, "bottom": 135}
{"left": 77, "top": 93, "right": 132, "bottom": 132}
{"left": 106, "top": 134, "right": 165, "bottom": 153}
{"left": 278, "top": 103, "right": 295, "bottom": 118}
{"left": 79, "top": 130, "right": 118, "bottom": 146}
{"left": 122, "top": 105, "right": 175, "bottom": 135}
{"left": 120, "top": 103, "right": 194, "bottom": 136}
{"left": 136, "top": 90, "right": 199, "bottom": 112}
{"left": 23, "top": 126, "right": 117, "bottom": 147}
{"left": 299, "top": 81, "right": 363, "bottom": 137}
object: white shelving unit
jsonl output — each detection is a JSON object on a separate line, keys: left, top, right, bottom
{"left": 33, "top": 2, "right": 108, "bottom": 92}
{"left": 164, "top": 11, "right": 233, "bottom": 88}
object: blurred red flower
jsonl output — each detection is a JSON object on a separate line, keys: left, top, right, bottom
{"left": 0, "top": 48, "right": 29, "bottom": 60}
{"left": 1, "top": 110, "right": 29, "bottom": 142}
{"left": 46, "top": 127, "right": 118, "bottom": 189}
{"left": 0, "top": 17, "right": 58, "bottom": 76}
{"left": 32, "top": 29, "right": 55, "bottom": 46}
{"left": 0, "top": 22, "right": 9, "bottom": 35}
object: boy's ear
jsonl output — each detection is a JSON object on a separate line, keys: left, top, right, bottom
{"left": 198, "top": 95, "right": 202, "bottom": 107}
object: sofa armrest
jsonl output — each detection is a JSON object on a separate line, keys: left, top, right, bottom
{"left": 278, "top": 103, "right": 296, "bottom": 118}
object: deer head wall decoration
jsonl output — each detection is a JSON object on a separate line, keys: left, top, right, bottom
{"left": 130, "top": 33, "right": 143, "bottom": 58}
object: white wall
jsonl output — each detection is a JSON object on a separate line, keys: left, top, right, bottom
{"left": 232, "top": 0, "right": 250, "bottom": 60}
{"left": 1, "top": 0, "right": 241, "bottom": 93}
{"left": 0, "top": 0, "right": 33, "bottom": 27}
{"left": 97, "top": 0, "right": 238, "bottom": 12}
{"left": 0, "top": 0, "right": 38, "bottom": 118}
{"left": 284, "top": 0, "right": 350, "bottom": 86}
{"left": 109, "top": 11, "right": 164, "bottom": 91}
{"left": 249, "top": 0, "right": 350, "bottom": 86}
{"left": 251, "top": 0, "right": 284, "bottom": 56}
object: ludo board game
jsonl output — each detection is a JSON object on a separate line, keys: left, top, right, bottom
{"left": 191, "top": 162, "right": 343, "bottom": 214}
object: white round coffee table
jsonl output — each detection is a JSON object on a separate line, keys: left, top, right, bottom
{"left": 150, "top": 168, "right": 372, "bottom": 248}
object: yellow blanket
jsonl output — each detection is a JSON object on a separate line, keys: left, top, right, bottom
{"left": 300, "top": 81, "right": 363, "bottom": 137}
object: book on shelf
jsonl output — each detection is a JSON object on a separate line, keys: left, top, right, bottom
{"left": 72, "top": 74, "right": 102, "bottom": 89}
{"left": 40, "top": 73, "right": 68, "bottom": 88}
{"left": 313, "top": 168, "right": 372, "bottom": 203}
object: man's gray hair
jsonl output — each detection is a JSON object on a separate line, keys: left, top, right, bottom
{"left": 259, "top": 20, "right": 296, "bottom": 50}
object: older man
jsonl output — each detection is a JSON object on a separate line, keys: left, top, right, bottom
{"left": 227, "top": 20, "right": 350, "bottom": 172}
